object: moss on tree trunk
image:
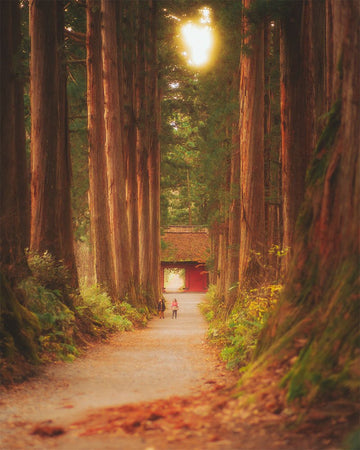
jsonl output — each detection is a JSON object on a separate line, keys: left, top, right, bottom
{"left": 0, "top": 273, "right": 40, "bottom": 364}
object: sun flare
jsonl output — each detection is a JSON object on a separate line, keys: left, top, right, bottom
{"left": 181, "top": 8, "right": 214, "bottom": 67}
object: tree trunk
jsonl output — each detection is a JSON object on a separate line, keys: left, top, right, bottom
{"left": 13, "top": 1, "right": 30, "bottom": 259}
{"left": 217, "top": 220, "right": 228, "bottom": 304}
{"left": 225, "top": 123, "right": 240, "bottom": 310}
{"left": 280, "top": 0, "right": 326, "bottom": 271}
{"left": 0, "top": 0, "right": 29, "bottom": 280}
{"left": 30, "top": 0, "right": 59, "bottom": 257}
{"left": 30, "top": 0, "right": 77, "bottom": 288}
{"left": 238, "top": 0, "right": 265, "bottom": 289}
{"left": 101, "top": 0, "right": 132, "bottom": 299}
{"left": 137, "top": 3, "right": 152, "bottom": 298}
{"left": 148, "top": 0, "right": 161, "bottom": 306}
{"left": 87, "top": 0, "right": 115, "bottom": 297}
{"left": 122, "top": 0, "right": 141, "bottom": 293}
{"left": 209, "top": 226, "right": 219, "bottom": 286}
{"left": 55, "top": 0, "right": 78, "bottom": 286}
{"left": 264, "top": 20, "right": 282, "bottom": 281}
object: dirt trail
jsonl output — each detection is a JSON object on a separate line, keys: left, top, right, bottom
{"left": 0, "top": 293, "right": 229, "bottom": 449}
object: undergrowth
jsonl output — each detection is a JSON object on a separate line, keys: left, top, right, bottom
{"left": 14, "top": 251, "right": 150, "bottom": 364}
{"left": 200, "top": 283, "right": 282, "bottom": 370}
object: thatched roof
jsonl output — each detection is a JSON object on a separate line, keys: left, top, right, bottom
{"left": 161, "top": 226, "right": 210, "bottom": 263}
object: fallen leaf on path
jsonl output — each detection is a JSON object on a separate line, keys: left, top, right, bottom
{"left": 32, "top": 424, "right": 65, "bottom": 437}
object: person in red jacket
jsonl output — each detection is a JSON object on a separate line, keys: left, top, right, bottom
{"left": 171, "top": 298, "right": 179, "bottom": 319}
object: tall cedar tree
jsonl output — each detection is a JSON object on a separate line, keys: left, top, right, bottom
{"left": 121, "top": 0, "right": 141, "bottom": 292}
{"left": 256, "top": 0, "right": 359, "bottom": 402}
{"left": 238, "top": 0, "right": 266, "bottom": 290}
{"left": 86, "top": 0, "right": 160, "bottom": 305}
{"left": 148, "top": 0, "right": 161, "bottom": 305}
{"left": 86, "top": 0, "right": 116, "bottom": 297}
{"left": 29, "top": 0, "right": 78, "bottom": 290}
{"left": 0, "top": 0, "right": 29, "bottom": 280}
{"left": 224, "top": 123, "right": 241, "bottom": 310}
{"left": 136, "top": 2, "right": 151, "bottom": 298}
{"left": 137, "top": 1, "right": 154, "bottom": 302}
{"left": 101, "top": 0, "right": 133, "bottom": 299}
{"left": 264, "top": 21, "right": 282, "bottom": 280}
{"left": 280, "top": 0, "right": 326, "bottom": 271}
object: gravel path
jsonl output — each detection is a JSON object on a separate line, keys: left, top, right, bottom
{"left": 0, "top": 293, "right": 225, "bottom": 449}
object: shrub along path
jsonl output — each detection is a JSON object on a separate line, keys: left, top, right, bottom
{"left": 0, "top": 293, "right": 356, "bottom": 449}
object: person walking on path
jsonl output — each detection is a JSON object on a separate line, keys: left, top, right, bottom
{"left": 158, "top": 297, "right": 166, "bottom": 319}
{"left": 171, "top": 298, "right": 179, "bottom": 319}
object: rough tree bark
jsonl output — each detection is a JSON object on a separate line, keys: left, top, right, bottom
{"left": 225, "top": 123, "right": 240, "bottom": 311}
{"left": 148, "top": 0, "right": 161, "bottom": 306}
{"left": 280, "top": 0, "right": 326, "bottom": 272}
{"left": 264, "top": 20, "right": 282, "bottom": 280}
{"left": 137, "top": 2, "right": 152, "bottom": 298}
{"left": 0, "top": 0, "right": 29, "bottom": 280}
{"left": 30, "top": 0, "right": 58, "bottom": 256}
{"left": 30, "top": 0, "right": 78, "bottom": 288}
{"left": 86, "top": 0, "right": 116, "bottom": 297}
{"left": 0, "top": 1, "right": 41, "bottom": 365}
{"left": 101, "top": 0, "right": 132, "bottom": 299}
{"left": 238, "top": 0, "right": 266, "bottom": 289}
{"left": 55, "top": 0, "right": 78, "bottom": 285}
{"left": 121, "top": 0, "right": 141, "bottom": 293}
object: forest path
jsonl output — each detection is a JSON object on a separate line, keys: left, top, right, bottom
{"left": 0, "top": 293, "right": 350, "bottom": 450}
{"left": 0, "top": 293, "right": 230, "bottom": 449}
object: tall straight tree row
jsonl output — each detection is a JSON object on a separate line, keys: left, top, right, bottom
{"left": 255, "top": 0, "right": 359, "bottom": 402}
{"left": 0, "top": 0, "right": 84, "bottom": 304}
{"left": 1, "top": 0, "right": 161, "bottom": 309}
{"left": 87, "top": 0, "right": 160, "bottom": 306}
{"left": 214, "top": 0, "right": 333, "bottom": 308}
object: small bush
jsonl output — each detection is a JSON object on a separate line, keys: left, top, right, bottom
{"left": 18, "top": 277, "right": 76, "bottom": 361}
{"left": 202, "top": 283, "right": 282, "bottom": 369}
{"left": 25, "top": 249, "right": 71, "bottom": 290}
{"left": 114, "top": 301, "right": 149, "bottom": 328}
{"left": 78, "top": 284, "right": 149, "bottom": 332}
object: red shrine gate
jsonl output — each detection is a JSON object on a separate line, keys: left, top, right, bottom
{"left": 161, "top": 262, "right": 208, "bottom": 293}
{"left": 161, "top": 226, "right": 209, "bottom": 293}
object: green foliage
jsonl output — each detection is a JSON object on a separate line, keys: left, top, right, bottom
{"left": 18, "top": 277, "right": 77, "bottom": 362}
{"left": 20, "top": 279, "right": 74, "bottom": 332}
{"left": 15, "top": 276, "right": 150, "bottom": 364}
{"left": 11, "top": 251, "right": 149, "bottom": 366}
{"left": 201, "top": 283, "right": 282, "bottom": 369}
{"left": 159, "top": 1, "right": 241, "bottom": 227}
{"left": 78, "top": 284, "right": 149, "bottom": 332}
{"left": 114, "top": 301, "right": 149, "bottom": 329}
{"left": 25, "top": 249, "right": 71, "bottom": 291}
